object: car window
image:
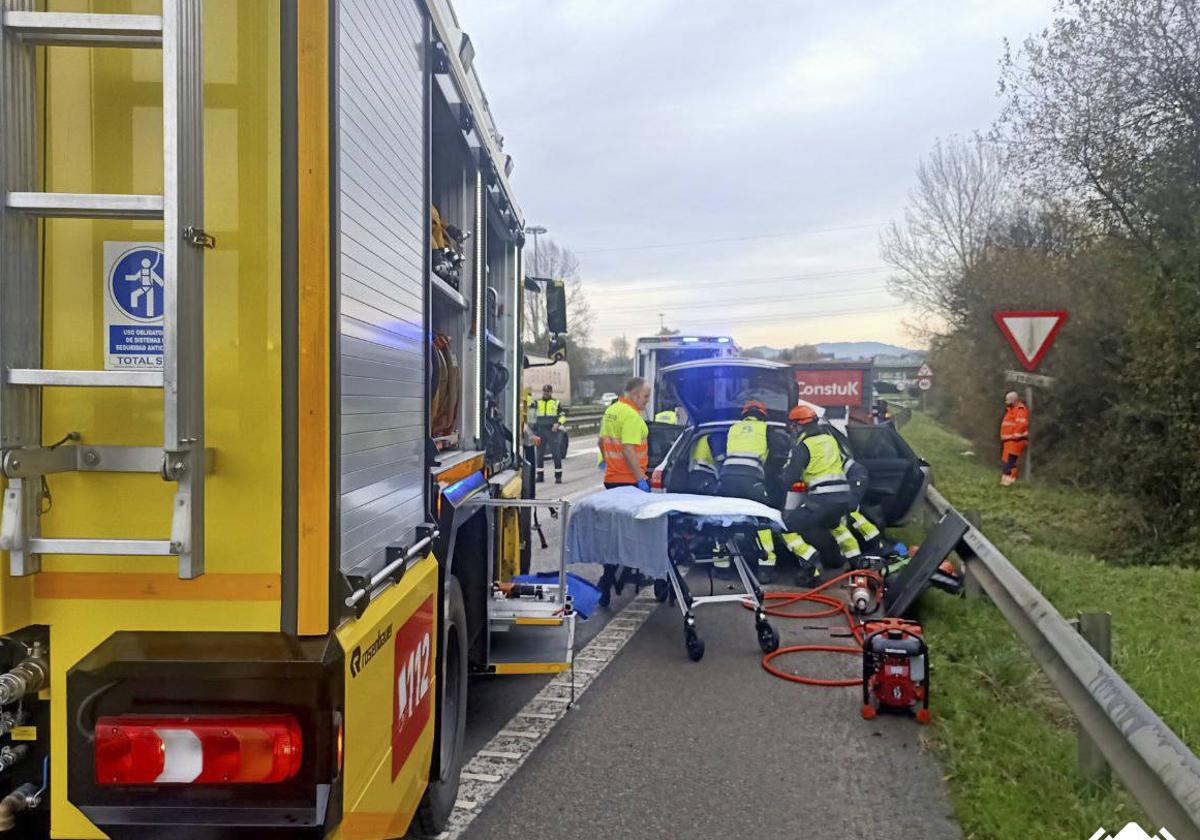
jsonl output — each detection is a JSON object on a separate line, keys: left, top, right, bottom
{"left": 668, "top": 366, "right": 791, "bottom": 423}
{"left": 847, "top": 425, "right": 906, "bottom": 460}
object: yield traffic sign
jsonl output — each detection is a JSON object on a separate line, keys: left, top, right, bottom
{"left": 993, "top": 310, "right": 1067, "bottom": 371}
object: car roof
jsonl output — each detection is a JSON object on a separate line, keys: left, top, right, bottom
{"left": 658, "top": 357, "right": 790, "bottom": 374}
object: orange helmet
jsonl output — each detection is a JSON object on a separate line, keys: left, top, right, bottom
{"left": 789, "top": 404, "right": 818, "bottom": 425}
{"left": 741, "top": 399, "right": 768, "bottom": 418}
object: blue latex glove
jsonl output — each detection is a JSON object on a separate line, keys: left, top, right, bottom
{"left": 597, "top": 459, "right": 605, "bottom": 470}
{"left": 635, "top": 479, "right": 651, "bottom": 492}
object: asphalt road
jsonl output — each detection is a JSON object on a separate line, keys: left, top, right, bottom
{"left": 461, "top": 434, "right": 963, "bottom": 840}
{"left": 462, "top": 434, "right": 641, "bottom": 757}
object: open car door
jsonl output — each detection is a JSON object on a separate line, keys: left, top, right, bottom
{"left": 845, "top": 421, "right": 930, "bottom": 525}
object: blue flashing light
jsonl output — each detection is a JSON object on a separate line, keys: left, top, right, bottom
{"left": 717, "top": 337, "right": 730, "bottom": 343}
{"left": 443, "top": 471, "right": 488, "bottom": 507}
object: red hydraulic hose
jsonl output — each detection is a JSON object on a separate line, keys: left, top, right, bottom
{"left": 745, "top": 569, "right": 884, "bottom": 688}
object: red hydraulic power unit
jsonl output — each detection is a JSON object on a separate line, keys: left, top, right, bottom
{"left": 861, "top": 618, "right": 930, "bottom": 724}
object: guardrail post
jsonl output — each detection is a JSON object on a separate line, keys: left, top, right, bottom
{"left": 961, "top": 510, "right": 984, "bottom": 600}
{"left": 1076, "top": 611, "right": 1113, "bottom": 789}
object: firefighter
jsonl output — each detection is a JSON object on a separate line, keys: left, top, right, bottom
{"left": 716, "top": 400, "right": 771, "bottom": 502}
{"left": 596, "top": 377, "right": 652, "bottom": 604}
{"left": 1000, "top": 390, "right": 1029, "bottom": 486}
{"left": 534, "top": 384, "right": 566, "bottom": 483}
{"left": 713, "top": 400, "right": 791, "bottom": 583}
{"left": 783, "top": 404, "right": 862, "bottom": 586}
{"left": 816, "top": 414, "right": 884, "bottom": 549}
{"left": 844, "top": 455, "right": 884, "bottom": 549}
{"left": 687, "top": 433, "right": 720, "bottom": 494}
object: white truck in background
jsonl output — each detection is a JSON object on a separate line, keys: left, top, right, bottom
{"left": 635, "top": 335, "right": 738, "bottom": 417}
{"left": 523, "top": 356, "right": 572, "bottom": 405}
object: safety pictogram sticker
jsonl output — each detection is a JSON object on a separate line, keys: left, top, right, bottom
{"left": 104, "top": 242, "right": 166, "bottom": 371}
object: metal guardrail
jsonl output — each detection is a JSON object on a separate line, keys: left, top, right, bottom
{"left": 562, "top": 405, "right": 604, "bottom": 434}
{"left": 925, "top": 485, "right": 1200, "bottom": 839}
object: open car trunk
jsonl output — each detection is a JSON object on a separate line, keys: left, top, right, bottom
{"left": 657, "top": 358, "right": 797, "bottom": 424}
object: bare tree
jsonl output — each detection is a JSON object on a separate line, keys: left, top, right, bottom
{"left": 609, "top": 334, "right": 631, "bottom": 366}
{"left": 881, "top": 134, "right": 1010, "bottom": 327}
{"left": 996, "top": 0, "right": 1200, "bottom": 269}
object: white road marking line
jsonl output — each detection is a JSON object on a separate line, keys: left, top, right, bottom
{"left": 497, "top": 729, "right": 540, "bottom": 739}
{"left": 461, "top": 772, "right": 503, "bottom": 783}
{"left": 443, "top": 590, "right": 660, "bottom": 839}
{"left": 453, "top": 799, "right": 477, "bottom": 811}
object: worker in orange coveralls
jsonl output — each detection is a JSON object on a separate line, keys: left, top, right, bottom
{"left": 999, "top": 391, "right": 1029, "bottom": 486}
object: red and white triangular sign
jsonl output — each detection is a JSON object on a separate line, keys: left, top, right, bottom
{"left": 993, "top": 310, "right": 1067, "bottom": 371}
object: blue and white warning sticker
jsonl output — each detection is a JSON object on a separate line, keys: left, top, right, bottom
{"left": 104, "top": 242, "right": 165, "bottom": 370}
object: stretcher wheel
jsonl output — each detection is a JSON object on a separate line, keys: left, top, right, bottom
{"left": 756, "top": 621, "right": 780, "bottom": 654}
{"left": 685, "top": 628, "right": 705, "bottom": 662}
{"left": 653, "top": 579, "right": 669, "bottom": 602}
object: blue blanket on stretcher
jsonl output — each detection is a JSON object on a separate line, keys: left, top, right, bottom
{"left": 566, "top": 486, "right": 784, "bottom": 579}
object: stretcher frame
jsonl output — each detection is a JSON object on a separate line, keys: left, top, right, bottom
{"left": 661, "top": 518, "right": 780, "bottom": 661}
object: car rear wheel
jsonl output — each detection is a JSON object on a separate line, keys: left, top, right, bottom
{"left": 410, "top": 576, "right": 468, "bottom": 838}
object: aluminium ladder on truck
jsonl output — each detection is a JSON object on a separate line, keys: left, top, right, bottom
{"left": 0, "top": 2, "right": 210, "bottom": 578}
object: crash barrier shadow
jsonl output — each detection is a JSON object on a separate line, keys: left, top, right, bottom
{"left": 922, "top": 486, "right": 1200, "bottom": 838}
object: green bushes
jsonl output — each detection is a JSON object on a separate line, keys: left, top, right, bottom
{"left": 889, "top": 1, "right": 1200, "bottom": 564}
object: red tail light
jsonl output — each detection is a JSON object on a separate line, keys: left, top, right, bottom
{"left": 94, "top": 715, "right": 303, "bottom": 785}
{"left": 650, "top": 467, "right": 664, "bottom": 490}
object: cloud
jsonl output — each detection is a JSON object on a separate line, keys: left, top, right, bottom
{"left": 453, "top": 0, "right": 1055, "bottom": 349}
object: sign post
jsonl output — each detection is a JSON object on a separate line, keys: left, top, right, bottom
{"left": 995, "top": 311, "right": 1068, "bottom": 484}
{"left": 914, "top": 362, "right": 933, "bottom": 412}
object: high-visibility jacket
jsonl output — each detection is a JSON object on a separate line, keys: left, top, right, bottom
{"left": 654, "top": 409, "right": 678, "bottom": 424}
{"left": 690, "top": 435, "right": 718, "bottom": 475}
{"left": 722, "top": 418, "right": 768, "bottom": 474}
{"left": 1000, "top": 402, "right": 1029, "bottom": 454}
{"left": 783, "top": 432, "right": 849, "bottom": 497}
{"left": 535, "top": 398, "right": 565, "bottom": 426}
{"left": 600, "top": 397, "right": 648, "bottom": 484}
{"left": 801, "top": 433, "right": 847, "bottom": 488}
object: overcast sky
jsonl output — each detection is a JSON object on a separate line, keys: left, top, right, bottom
{"left": 455, "top": 0, "right": 1055, "bottom": 352}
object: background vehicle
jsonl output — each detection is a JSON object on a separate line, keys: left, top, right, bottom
{"left": 522, "top": 356, "right": 571, "bottom": 405}
{"left": 0, "top": 1, "right": 567, "bottom": 837}
{"left": 651, "top": 360, "right": 929, "bottom": 525}
{"left": 634, "top": 335, "right": 737, "bottom": 417}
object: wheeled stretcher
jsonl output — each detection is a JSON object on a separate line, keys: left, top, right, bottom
{"left": 659, "top": 515, "right": 781, "bottom": 661}
{"left": 566, "top": 487, "right": 783, "bottom": 661}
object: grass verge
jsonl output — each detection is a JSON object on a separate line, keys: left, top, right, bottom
{"left": 900, "top": 412, "right": 1200, "bottom": 840}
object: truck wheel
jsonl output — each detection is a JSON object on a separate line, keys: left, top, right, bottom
{"left": 411, "top": 576, "right": 468, "bottom": 837}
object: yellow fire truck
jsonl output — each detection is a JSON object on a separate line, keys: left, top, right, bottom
{"left": 0, "top": 1, "right": 571, "bottom": 837}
